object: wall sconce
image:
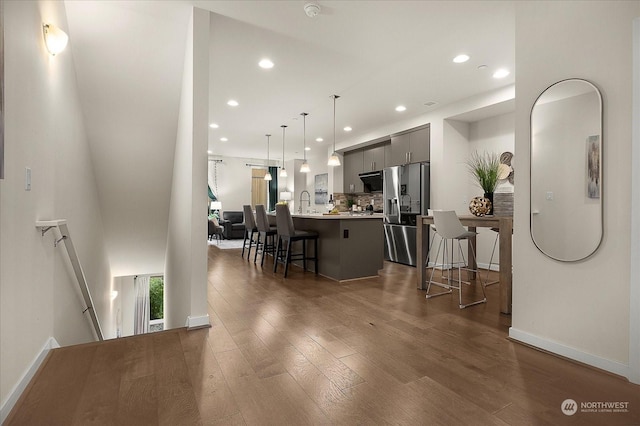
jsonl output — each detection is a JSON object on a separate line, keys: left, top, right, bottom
{"left": 42, "top": 23, "right": 69, "bottom": 56}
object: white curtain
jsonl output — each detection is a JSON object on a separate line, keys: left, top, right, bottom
{"left": 133, "top": 275, "right": 150, "bottom": 335}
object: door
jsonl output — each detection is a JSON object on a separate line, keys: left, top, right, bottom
{"left": 383, "top": 166, "right": 401, "bottom": 224}
{"left": 343, "top": 150, "right": 363, "bottom": 193}
{"left": 363, "top": 144, "right": 385, "bottom": 171}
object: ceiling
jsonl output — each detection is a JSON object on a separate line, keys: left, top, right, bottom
{"left": 201, "top": 0, "right": 515, "bottom": 159}
{"left": 63, "top": 0, "right": 514, "bottom": 275}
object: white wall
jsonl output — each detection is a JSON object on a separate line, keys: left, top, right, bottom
{"left": 468, "top": 112, "right": 516, "bottom": 267}
{"left": 165, "top": 7, "right": 209, "bottom": 330}
{"left": 0, "top": 0, "right": 112, "bottom": 418}
{"left": 511, "top": 0, "right": 640, "bottom": 381}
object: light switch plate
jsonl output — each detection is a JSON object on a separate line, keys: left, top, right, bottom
{"left": 25, "top": 167, "right": 31, "bottom": 191}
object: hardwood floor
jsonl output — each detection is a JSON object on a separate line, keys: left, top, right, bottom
{"left": 7, "top": 245, "right": 639, "bottom": 425}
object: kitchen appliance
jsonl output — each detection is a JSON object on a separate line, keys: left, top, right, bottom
{"left": 383, "top": 163, "right": 430, "bottom": 266}
{"left": 358, "top": 170, "right": 383, "bottom": 193}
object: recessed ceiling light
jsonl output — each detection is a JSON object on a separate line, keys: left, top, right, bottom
{"left": 343, "top": 126, "right": 352, "bottom": 132}
{"left": 258, "top": 58, "right": 274, "bottom": 69}
{"left": 209, "top": 123, "right": 219, "bottom": 129}
{"left": 477, "top": 64, "right": 488, "bottom": 70}
{"left": 316, "top": 137, "right": 323, "bottom": 142}
{"left": 453, "top": 54, "right": 470, "bottom": 63}
{"left": 220, "top": 137, "right": 228, "bottom": 142}
{"left": 305, "top": 147, "right": 311, "bottom": 151}
{"left": 207, "top": 150, "right": 213, "bottom": 154}
{"left": 493, "top": 68, "right": 510, "bottom": 79}
{"left": 227, "top": 100, "right": 239, "bottom": 107}
{"left": 395, "top": 105, "right": 407, "bottom": 112}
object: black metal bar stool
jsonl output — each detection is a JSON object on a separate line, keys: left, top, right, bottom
{"left": 273, "top": 204, "right": 318, "bottom": 278}
{"left": 254, "top": 204, "right": 278, "bottom": 266}
{"left": 242, "top": 205, "right": 258, "bottom": 260}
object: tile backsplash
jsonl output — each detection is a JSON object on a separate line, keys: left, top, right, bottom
{"left": 332, "top": 193, "right": 383, "bottom": 212}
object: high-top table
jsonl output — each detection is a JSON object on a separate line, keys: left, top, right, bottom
{"left": 416, "top": 215, "right": 513, "bottom": 314}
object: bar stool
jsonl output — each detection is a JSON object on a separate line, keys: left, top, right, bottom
{"left": 241, "top": 205, "right": 258, "bottom": 260}
{"left": 273, "top": 204, "right": 318, "bottom": 278}
{"left": 484, "top": 228, "right": 500, "bottom": 286}
{"left": 426, "top": 210, "right": 486, "bottom": 308}
{"left": 425, "top": 209, "right": 454, "bottom": 284}
{"left": 254, "top": 204, "right": 278, "bottom": 266}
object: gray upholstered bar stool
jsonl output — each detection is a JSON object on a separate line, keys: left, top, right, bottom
{"left": 254, "top": 204, "right": 278, "bottom": 266}
{"left": 273, "top": 204, "right": 318, "bottom": 278}
{"left": 242, "top": 205, "right": 258, "bottom": 260}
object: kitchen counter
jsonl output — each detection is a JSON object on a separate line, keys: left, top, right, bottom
{"left": 291, "top": 212, "right": 384, "bottom": 219}
{"left": 271, "top": 212, "right": 384, "bottom": 281}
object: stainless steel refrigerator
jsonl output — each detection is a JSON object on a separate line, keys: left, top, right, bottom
{"left": 383, "top": 162, "right": 430, "bottom": 266}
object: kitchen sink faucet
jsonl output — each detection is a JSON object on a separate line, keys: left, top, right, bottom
{"left": 299, "top": 190, "right": 311, "bottom": 214}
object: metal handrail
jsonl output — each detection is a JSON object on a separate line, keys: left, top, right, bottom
{"left": 36, "top": 220, "right": 104, "bottom": 341}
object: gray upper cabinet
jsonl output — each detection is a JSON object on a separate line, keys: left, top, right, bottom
{"left": 363, "top": 144, "right": 385, "bottom": 172}
{"left": 390, "top": 124, "right": 430, "bottom": 165}
{"left": 343, "top": 150, "right": 364, "bottom": 193}
{"left": 389, "top": 133, "right": 411, "bottom": 165}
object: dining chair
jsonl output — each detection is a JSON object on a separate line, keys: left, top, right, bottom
{"left": 208, "top": 218, "right": 223, "bottom": 245}
{"left": 426, "top": 210, "right": 486, "bottom": 308}
{"left": 273, "top": 204, "right": 318, "bottom": 278}
{"left": 242, "top": 205, "right": 258, "bottom": 260}
{"left": 254, "top": 204, "right": 278, "bottom": 266}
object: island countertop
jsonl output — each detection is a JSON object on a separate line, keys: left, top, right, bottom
{"left": 290, "top": 212, "right": 384, "bottom": 220}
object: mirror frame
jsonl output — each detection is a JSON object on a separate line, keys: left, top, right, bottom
{"left": 529, "top": 78, "right": 604, "bottom": 262}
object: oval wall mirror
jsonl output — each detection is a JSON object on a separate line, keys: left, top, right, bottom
{"left": 530, "top": 78, "right": 603, "bottom": 261}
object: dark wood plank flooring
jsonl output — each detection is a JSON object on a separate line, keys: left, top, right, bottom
{"left": 6, "top": 244, "right": 640, "bottom": 425}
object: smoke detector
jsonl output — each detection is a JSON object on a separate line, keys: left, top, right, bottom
{"left": 304, "top": 3, "right": 321, "bottom": 18}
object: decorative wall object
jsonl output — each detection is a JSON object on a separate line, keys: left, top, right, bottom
{"left": 499, "top": 151, "right": 514, "bottom": 185}
{"left": 314, "top": 173, "right": 328, "bottom": 204}
{"left": 586, "top": 135, "right": 600, "bottom": 199}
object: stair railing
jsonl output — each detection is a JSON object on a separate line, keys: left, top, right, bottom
{"left": 36, "top": 220, "right": 104, "bottom": 341}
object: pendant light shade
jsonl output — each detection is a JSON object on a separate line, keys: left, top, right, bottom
{"left": 300, "top": 112, "right": 310, "bottom": 173}
{"left": 264, "top": 134, "right": 273, "bottom": 181}
{"left": 328, "top": 95, "right": 341, "bottom": 166}
{"left": 280, "top": 125, "right": 288, "bottom": 178}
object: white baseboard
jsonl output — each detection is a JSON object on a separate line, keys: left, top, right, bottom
{"left": 186, "top": 314, "right": 211, "bottom": 330}
{"left": 427, "top": 261, "right": 499, "bottom": 272}
{"left": 0, "top": 337, "right": 60, "bottom": 424}
{"left": 509, "top": 327, "right": 631, "bottom": 381}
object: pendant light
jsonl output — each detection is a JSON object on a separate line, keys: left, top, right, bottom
{"left": 300, "top": 112, "right": 310, "bottom": 173}
{"left": 280, "top": 125, "right": 288, "bottom": 178}
{"left": 328, "top": 94, "right": 341, "bottom": 166}
{"left": 264, "top": 134, "right": 272, "bottom": 181}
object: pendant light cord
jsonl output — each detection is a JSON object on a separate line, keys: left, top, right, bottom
{"left": 332, "top": 94, "right": 340, "bottom": 155}
{"left": 281, "top": 125, "right": 287, "bottom": 165}
{"left": 302, "top": 112, "right": 308, "bottom": 160}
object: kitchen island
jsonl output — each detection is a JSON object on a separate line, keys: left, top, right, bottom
{"left": 274, "top": 213, "right": 384, "bottom": 281}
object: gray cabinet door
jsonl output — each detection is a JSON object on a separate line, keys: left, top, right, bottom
{"left": 409, "top": 125, "right": 430, "bottom": 163}
{"left": 343, "top": 150, "right": 363, "bottom": 193}
{"left": 390, "top": 133, "right": 411, "bottom": 165}
{"left": 390, "top": 125, "right": 430, "bottom": 165}
{"left": 384, "top": 143, "right": 393, "bottom": 168}
{"left": 363, "top": 145, "right": 385, "bottom": 171}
